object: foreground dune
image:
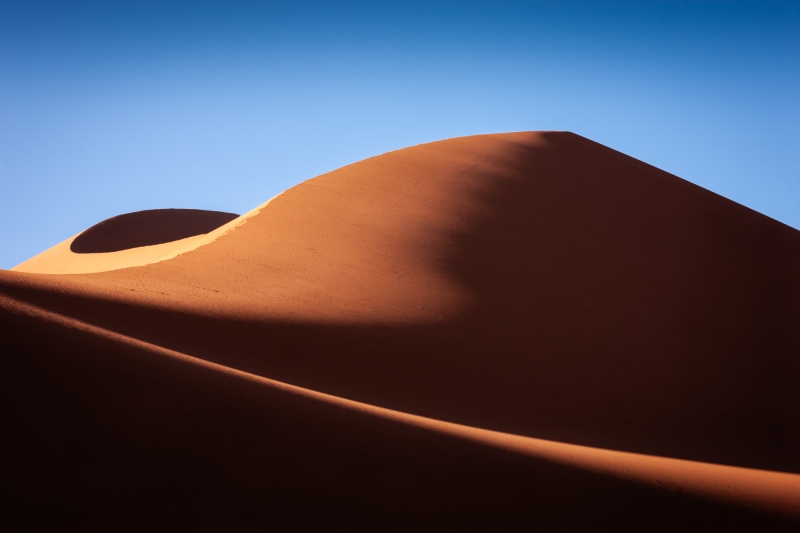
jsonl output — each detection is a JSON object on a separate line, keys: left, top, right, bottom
{"left": 2, "top": 132, "right": 799, "bottom": 530}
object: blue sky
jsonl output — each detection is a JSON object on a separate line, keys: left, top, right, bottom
{"left": 1, "top": 0, "right": 798, "bottom": 268}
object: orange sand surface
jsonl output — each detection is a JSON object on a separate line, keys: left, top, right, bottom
{"left": 2, "top": 132, "right": 799, "bottom": 530}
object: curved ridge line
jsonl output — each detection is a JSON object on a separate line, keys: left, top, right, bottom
{"left": 158, "top": 191, "right": 285, "bottom": 263}
{"left": 2, "top": 292, "right": 799, "bottom": 518}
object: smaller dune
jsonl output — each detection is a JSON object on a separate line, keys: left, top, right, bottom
{"left": 10, "top": 206, "right": 271, "bottom": 275}
{"left": 70, "top": 209, "right": 239, "bottom": 253}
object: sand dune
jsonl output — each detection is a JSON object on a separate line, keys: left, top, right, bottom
{"left": 11, "top": 201, "right": 278, "bottom": 274}
{"left": 2, "top": 132, "right": 799, "bottom": 530}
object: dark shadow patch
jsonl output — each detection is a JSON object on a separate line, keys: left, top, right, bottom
{"left": 70, "top": 209, "right": 239, "bottom": 254}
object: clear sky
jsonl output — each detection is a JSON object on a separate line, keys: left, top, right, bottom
{"left": 1, "top": 1, "right": 798, "bottom": 269}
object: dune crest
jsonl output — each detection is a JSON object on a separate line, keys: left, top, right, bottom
{"left": 2, "top": 132, "right": 799, "bottom": 530}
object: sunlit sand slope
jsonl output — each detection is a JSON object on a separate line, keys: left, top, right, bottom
{"left": 2, "top": 132, "right": 799, "bottom": 530}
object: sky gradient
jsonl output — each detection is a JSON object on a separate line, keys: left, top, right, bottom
{"left": 1, "top": 0, "right": 798, "bottom": 269}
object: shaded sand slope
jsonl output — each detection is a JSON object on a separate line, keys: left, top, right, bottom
{"left": 2, "top": 132, "right": 799, "bottom": 529}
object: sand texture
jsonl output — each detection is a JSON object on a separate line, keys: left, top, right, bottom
{"left": 2, "top": 132, "right": 799, "bottom": 530}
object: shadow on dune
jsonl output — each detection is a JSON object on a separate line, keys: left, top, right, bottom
{"left": 4, "top": 301, "right": 790, "bottom": 531}
{"left": 70, "top": 208, "right": 238, "bottom": 253}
